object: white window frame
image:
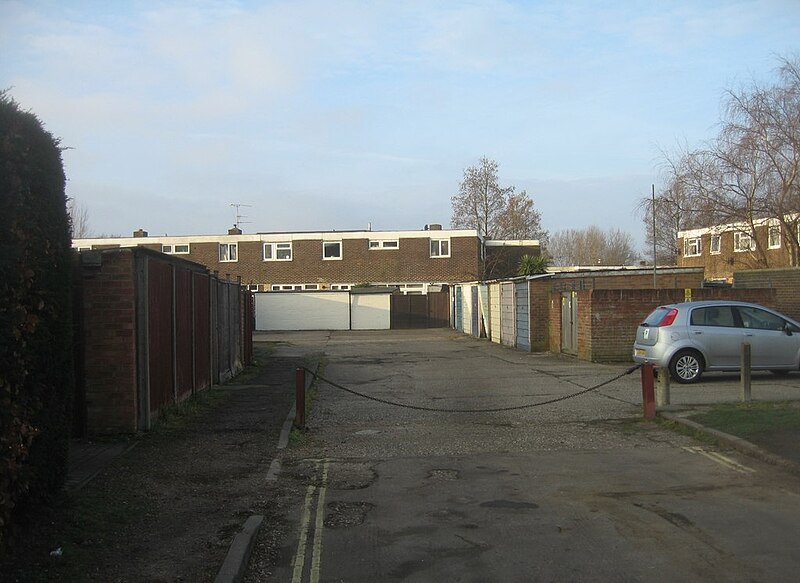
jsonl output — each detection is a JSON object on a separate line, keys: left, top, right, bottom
{"left": 219, "top": 242, "right": 238, "bottom": 262}
{"left": 163, "top": 244, "right": 189, "bottom": 255}
{"left": 369, "top": 239, "right": 399, "bottom": 250}
{"left": 684, "top": 237, "right": 702, "bottom": 257}
{"left": 430, "top": 238, "right": 450, "bottom": 258}
{"left": 734, "top": 231, "right": 754, "bottom": 253}
{"left": 330, "top": 284, "right": 352, "bottom": 291}
{"left": 323, "top": 241, "right": 342, "bottom": 260}
{"left": 264, "top": 241, "right": 293, "bottom": 261}
{"left": 768, "top": 225, "right": 781, "bottom": 249}
{"left": 709, "top": 235, "right": 721, "bottom": 255}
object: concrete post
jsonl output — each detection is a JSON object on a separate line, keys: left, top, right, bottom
{"left": 655, "top": 367, "right": 670, "bottom": 408}
{"left": 641, "top": 364, "right": 656, "bottom": 420}
{"left": 741, "top": 343, "right": 751, "bottom": 402}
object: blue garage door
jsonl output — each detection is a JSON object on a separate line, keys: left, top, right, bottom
{"left": 515, "top": 282, "right": 530, "bottom": 351}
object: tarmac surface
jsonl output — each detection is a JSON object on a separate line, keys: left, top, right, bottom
{"left": 66, "top": 328, "right": 800, "bottom": 582}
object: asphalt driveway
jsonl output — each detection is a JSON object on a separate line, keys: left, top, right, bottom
{"left": 247, "top": 329, "right": 800, "bottom": 582}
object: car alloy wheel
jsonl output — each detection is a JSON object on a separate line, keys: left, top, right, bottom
{"left": 670, "top": 350, "right": 703, "bottom": 384}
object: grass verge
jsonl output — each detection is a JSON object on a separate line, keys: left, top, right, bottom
{"left": 687, "top": 401, "right": 800, "bottom": 440}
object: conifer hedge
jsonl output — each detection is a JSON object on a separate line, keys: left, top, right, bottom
{"left": 0, "top": 91, "right": 74, "bottom": 549}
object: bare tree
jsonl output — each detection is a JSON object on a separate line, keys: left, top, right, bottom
{"left": 67, "top": 198, "right": 90, "bottom": 238}
{"left": 451, "top": 156, "right": 547, "bottom": 241}
{"left": 547, "top": 226, "right": 637, "bottom": 266}
{"left": 451, "top": 157, "right": 509, "bottom": 239}
{"left": 655, "top": 55, "right": 800, "bottom": 267}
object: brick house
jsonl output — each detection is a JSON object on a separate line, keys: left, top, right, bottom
{"left": 678, "top": 216, "right": 800, "bottom": 282}
{"left": 73, "top": 225, "right": 540, "bottom": 293}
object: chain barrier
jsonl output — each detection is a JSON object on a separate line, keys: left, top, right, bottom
{"left": 302, "top": 363, "right": 642, "bottom": 414}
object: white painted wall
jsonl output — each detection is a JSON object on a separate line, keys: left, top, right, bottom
{"left": 350, "top": 293, "right": 391, "bottom": 330}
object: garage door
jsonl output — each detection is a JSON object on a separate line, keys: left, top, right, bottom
{"left": 489, "top": 283, "right": 501, "bottom": 343}
{"left": 515, "top": 282, "right": 530, "bottom": 351}
{"left": 500, "top": 282, "right": 515, "bottom": 347}
{"left": 255, "top": 292, "right": 350, "bottom": 330}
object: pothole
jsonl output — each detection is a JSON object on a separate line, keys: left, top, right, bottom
{"left": 324, "top": 501, "right": 374, "bottom": 528}
{"left": 427, "top": 468, "right": 460, "bottom": 481}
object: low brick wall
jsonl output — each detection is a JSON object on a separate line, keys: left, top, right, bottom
{"left": 734, "top": 268, "right": 800, "bottom": 321}
{"left": 577, "top": 287, "right": 778, "bottom": 362}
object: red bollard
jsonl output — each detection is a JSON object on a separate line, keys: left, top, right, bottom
{"left": 641, "top": 363, "right": 656, "bottom": 420}
{"left": 295, "top": 367, "right": 306, "bottom": 429}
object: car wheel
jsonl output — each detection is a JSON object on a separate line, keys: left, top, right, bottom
{"left": 669, "top": 350, "right": 704, "bottom": 384}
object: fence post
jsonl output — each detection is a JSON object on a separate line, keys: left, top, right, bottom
{"left": 741, "top": 343, "right": 751, "bottom": 402}
{"left": 655, "top": 367, "right": 670, "bottom": 408}
{"left": 295, "top": 367, "right": 306, "bottom": 429}
{"left": 641, "top": 364, "right": 656, "bottom": 420}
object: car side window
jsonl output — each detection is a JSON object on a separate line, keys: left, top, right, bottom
{"left": 736, "top": 306, "right": 785, "bottom": 331}
{"left": 690, "top": 306, "right": 735, "bottom": 327}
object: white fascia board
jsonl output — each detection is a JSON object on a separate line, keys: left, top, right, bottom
{"left": 484, "top": 239, "right": 540, "bottom": 247}
{"left": 73, "top": 228, "right": 480, "bottom": 248}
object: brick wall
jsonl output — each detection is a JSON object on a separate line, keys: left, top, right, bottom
{"left": 678, "top": 225, "right": 795, "bottom": 281}
{"left": 734, "top": 267, "right": 800, "bottom": 321}
{"left": 80, "top": 250, "right": 139, "bottom": 433}
{"left": 184, "top": 235, "right": 482, "bottom": 287}
{"left": 584, "top": 287, "right": 777, "bottom": 362}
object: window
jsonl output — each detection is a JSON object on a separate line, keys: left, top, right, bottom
{"left": 246, "top": 284, "right": 261, "bottom": 292}
{"left": 264, "top": 242, "right": 292, "bottom": 261}
{"left": 330, "top": 284, "right": 351, "bottom": 290}
{"left": 690, "top": 306, "right": 735, "bottom": 327}
{"left": 323, "top": 241, "right": 342, "bottom": 260}
{"left": 219, "top": 243, "right": 238, "bottom": 262}
{"left": 768, "top": 225, "right": 781, "bottom": 249}
{"left": 737, "top": 306, "right": 787, "bottom": 331}
{"left": 684, "top": 237, "right": 702, "bottom": 257}
{"left": 430, "top": 239, "right": 450, "bottom": 258}
{"left": 709, "top": 235, "right": 721, "bottom": 255}
{"left": 369, "top": 239, "right": 399, "bottom": 250}
{"left": 734, "top": 231, "right": 753, "bottom": 252}
{"left": 270, "top": 284, "right": 318, "bottom": 291}
{"left": 162, "top": 244, "right": 190, "bottom": 255}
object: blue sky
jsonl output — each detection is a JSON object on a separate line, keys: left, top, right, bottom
{"left": 2, "top": 0, "right": 799, "bottom": 252}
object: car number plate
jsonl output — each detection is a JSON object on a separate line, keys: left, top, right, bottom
{"left": 634, "top": 348, "right": 646, "bottom": 358}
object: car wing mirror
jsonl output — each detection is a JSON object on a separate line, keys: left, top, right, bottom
{"left": 784, "top": 323, "right": 794, "bottom": 336}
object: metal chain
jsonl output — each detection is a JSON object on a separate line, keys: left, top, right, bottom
{"left": 303, "top": 364, "right": 642, "bottom": 414}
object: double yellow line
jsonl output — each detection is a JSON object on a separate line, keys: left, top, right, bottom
{"left": 292, "top": 459, "right": 330, "bottom": 583}
{"left": 682, "top": 446, "right": 756, "bottom": 474}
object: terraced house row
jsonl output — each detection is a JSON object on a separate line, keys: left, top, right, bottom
{"left": 73, "top": 224, "right": 541, "bottom": 294}
{"left": 678, "top": 215, "right": 800, "bottom": 283}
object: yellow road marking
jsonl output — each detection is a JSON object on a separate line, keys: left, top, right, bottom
{"left": 310, "top": 460, "right": 330, "bottom": 583}
{"left": 682, "top": 446, "right": 755, "bottom": 474}
{"left": 292, "top": 482, "right": 317, "bottom": 583}
{"left": 291, "top": 460, "right": 330, "bottom": 583}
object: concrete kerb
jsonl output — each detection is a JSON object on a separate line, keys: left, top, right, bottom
{"left": 659, "top": 411, "right": 800, "bottom": 476}
{"left": 214, "top": 515, "right": 264, "bottom": 583}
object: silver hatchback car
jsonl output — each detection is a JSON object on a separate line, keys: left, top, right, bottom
{"left": 633, "top": 300, "right": 800, "bottom": 383}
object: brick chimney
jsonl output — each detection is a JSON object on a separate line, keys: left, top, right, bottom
{"left": 228, "top": 226, "right": 242, "bottom": 235}
{"left": 133, "top": 228, "right": 148, "bottom": 238}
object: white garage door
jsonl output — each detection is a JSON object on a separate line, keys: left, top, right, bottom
{"left": 255, "top": 292, "right": 350, "bottom": 330}
{"left": 351, "top": 293, "right": 391, "bottom": 330}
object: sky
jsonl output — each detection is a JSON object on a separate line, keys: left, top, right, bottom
{"left": 2, "top": 0, "right": 799, "bottom": 252}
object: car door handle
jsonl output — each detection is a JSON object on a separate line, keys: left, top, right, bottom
{"left": 743, "top": 333, "right": 754, "bottom": 337}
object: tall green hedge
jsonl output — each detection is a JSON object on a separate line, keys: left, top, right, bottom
{"left": 0, "top": 91, "right": 74, "bottom": 549}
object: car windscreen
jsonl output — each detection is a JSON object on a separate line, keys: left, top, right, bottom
{"left": 642, "top": 307, "right": 671, "bottom": 327}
